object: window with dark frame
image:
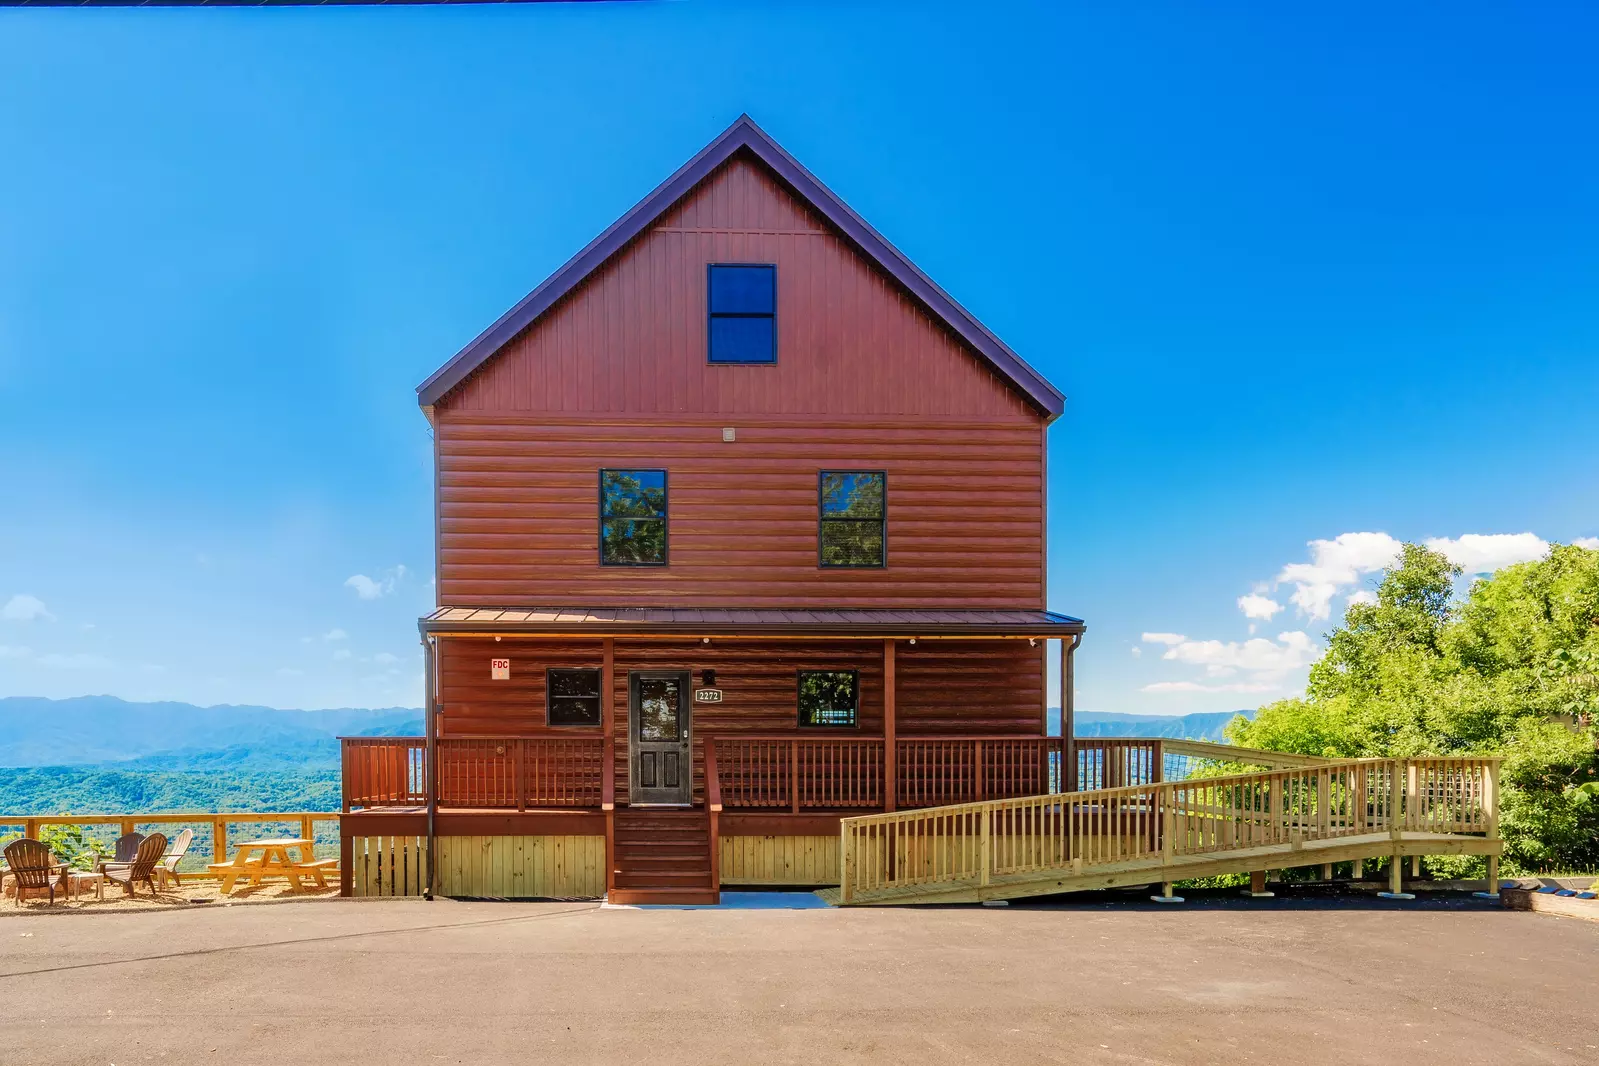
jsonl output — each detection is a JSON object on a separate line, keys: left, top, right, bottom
{"left": 707, "top": 264, "right": 776, "bottom": 364}
{"left": 547, "top": 668, "right": 602, "bottom": 727}
{"left": 797, "top": 670, "right": 859, "bottom": 728}
{"left": 818, "top": 471, "right": 886, "bottom": 568}
{"left": 600, "top": 469, "right": 667, "bottom": 566}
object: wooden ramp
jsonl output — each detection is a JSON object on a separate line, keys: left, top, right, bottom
{"left": 825, "top": 756, "right": 1501, "bottom": 906}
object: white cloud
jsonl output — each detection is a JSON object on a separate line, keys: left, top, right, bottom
{"left": 373, "top": 652, "right": 400, "bottom": 665}
{"left": 1142, "top": 680, "right": 1278, "bottom": 694}
{"left": 1574, "top": 537, "right": 1599, "bottom": 550}
{"left": 1141, "top": 632, "right": 1187, "bottom": 646}
{"left": 1275, "top": 532, "right": 1402, "bottom": 621}
{"left": 1425, "top": 533, "right": 1548, "bottom": 575}
{"left": 0, "top": 645, "right": 33, "bottom": 659}
{"left": 345, "top": 565, "right": 408, "bottom": 601}
{"left": 1129, "top": 646, "right": 1142, "bottom": 658}
{"left": 323, "top": 628, "right": 348, "bottom": 642}
{"left": 1236, "top": 594, "right": 1283, "bottom": 622}
{"left": 1347, "top": 589, "right": 1378, "bottom": 607}
{"left": 1158, "top": 631, "right": 1320, "bottom": 683}
{"left": 3, "top": 594, "right": 55, "bottom": 622}
{"left": 332, "top": 649, "right": 352, "bottom": 661}
{"left": 345, "top": 575, "right": 386, "bottom": 600}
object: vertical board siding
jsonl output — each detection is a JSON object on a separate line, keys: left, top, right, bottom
{"left": 719, "top": 835, "right": 840, "bottom": 886}
{"left": 446, "top": 158, "right": 1035, "bottom": 421}
{"left": 349, "top": 836, "right": 429, "bottom": 898}
{"left": 433, "top": 835, "right": 606, "bottom": 899}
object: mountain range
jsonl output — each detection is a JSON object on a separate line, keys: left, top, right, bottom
{"left": 0, "top": 696, "right": 422, "bottom": 769}
{"left": 0, "top": 696, "right": 1245, "bottom": 771}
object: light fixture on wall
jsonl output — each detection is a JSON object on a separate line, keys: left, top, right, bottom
{"left": 701, "top": 669, "right": 717, "bottom": 686}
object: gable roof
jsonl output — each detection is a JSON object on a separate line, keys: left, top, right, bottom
{"left": 417, "top": 115, "right": 1064, "bottom": 419}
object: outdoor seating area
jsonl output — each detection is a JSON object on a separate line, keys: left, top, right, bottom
{"left": 0, "top": 811, "right": 343, "bottom": 912}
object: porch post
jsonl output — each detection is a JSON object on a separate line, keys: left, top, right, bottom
{"left": 602, "top": 637, "right": 616, "bottom": 898}
{"left": 883, "top": 638, "right": 896, "bottom": 812}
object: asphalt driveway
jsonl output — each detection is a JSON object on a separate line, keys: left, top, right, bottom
{"left": 2, "top": 893, "right": 1595, "bottom": 1065}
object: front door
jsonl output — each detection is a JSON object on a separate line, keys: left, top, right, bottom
{"left": 628, "top": 670, "right": 693, "bottom": 805}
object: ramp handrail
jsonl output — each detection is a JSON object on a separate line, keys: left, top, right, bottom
{"left": 837, "top": 756, "right": 1500, "bottom": 903}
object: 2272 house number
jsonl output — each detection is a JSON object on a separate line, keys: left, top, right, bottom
{"left": 490, "top": 658, "right": 510, "bottom": 680}
{"left": 694, "top": 688, "right": 723, "bottom": 703}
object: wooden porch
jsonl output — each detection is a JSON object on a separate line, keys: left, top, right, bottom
{"left": 338, "top": 734, "right": 1236, "bottom": 901}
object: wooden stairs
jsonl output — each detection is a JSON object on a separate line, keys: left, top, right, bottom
{"left": 608, "top": 807, "right": 719, "bottom": 906}
{"left": 824, "top": 755, "right": 1504, "bottom": 906}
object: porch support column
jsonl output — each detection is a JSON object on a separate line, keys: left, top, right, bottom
{"left": 883, "top": 639, "right": 896, "bottom": 813}
{"left": 1062, "top": 634, "right": 1083, "bottom": 792}
{"left": 602, "top": 637, "right": 616, "bottom": 898}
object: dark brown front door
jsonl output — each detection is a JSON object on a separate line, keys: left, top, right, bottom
{"left": 628, "top": 670, "right": 693, "bottom": 805}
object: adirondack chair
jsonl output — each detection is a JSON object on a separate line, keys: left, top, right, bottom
{"left": 157, "top": 828, "right": 193, "bottom": 888}
{"left": 109, "top": 832, "right": 145, "bottom": 864}
{"left": 3, "top": 838, "right": 65, "bottom": 907}
{"left": 103, "top": 833, "right": 167, "bottom": 898}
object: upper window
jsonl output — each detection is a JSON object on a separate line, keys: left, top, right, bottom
{"left": 547, "top": 668, "right": 602, "bottom": 727}
{"left": 600, "top": 469, "right": 667, "bottom": 566}
{"left": 798, "top": 670, "right": 859, "bottom": 728}
{"left": 818, "top": 471, "right": 886, "bottom": 568}
{"left": 707, "top": 264, "right": 776, "bottom": 364}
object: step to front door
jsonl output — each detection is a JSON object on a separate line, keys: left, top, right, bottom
{"left": 610, "top": 807, "right": 718, "bottom": 905}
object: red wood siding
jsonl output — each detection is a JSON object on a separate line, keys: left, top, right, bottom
{"left": 443, "top": 158, "right": 1036, "bottom": 421}
{"left": 895, "top": 639, "right": 1046, "bottom": 736}
{"left": 436, "top": 415, "right": 1043, "bottom": 608}
{"left": 436, "top": 638, "right": 1045, "bottom": 801}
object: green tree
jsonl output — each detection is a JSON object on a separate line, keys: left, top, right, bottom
{"left": 1228, "top": 542, "right": 1599, "bottom": 873}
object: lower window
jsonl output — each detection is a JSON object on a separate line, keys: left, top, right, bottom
{"left": 548, "top": 668, "right": 602, "bottom": 726}
{"left": 797, "top": 670, "right": 859, "bottom": 728}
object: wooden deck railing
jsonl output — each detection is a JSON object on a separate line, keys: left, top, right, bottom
{"left": 341, "top": 734, "right": 1323, "bottom": 814}
{"left": 836, "top": 756, "right": 1500, "bottom": 903}
{"left": 0, "top": 812, "right": 342, "bottom": 874}
{"left": 437, "top": 737, "right": 606, "bottom": 809}
{"left": 896, "top": 737, "right": 1067, "bottom": 806}
{"left": 709, "top": 736, "right": 885, "bottom": 810}
{"left": 342, "top": 737, "right": 427, "bottom": 810}
{"left": 343, "top": 736, "right": 606, "bottom": 811}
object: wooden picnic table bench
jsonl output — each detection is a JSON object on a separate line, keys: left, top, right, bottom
{"left": 208, "top": 838, "right": 338, "bottom": 894}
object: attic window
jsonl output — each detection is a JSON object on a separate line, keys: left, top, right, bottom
{"left": 708, "top": 264, "right": 776, "bottom": 364}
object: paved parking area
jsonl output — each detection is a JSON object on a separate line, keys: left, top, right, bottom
{"left": 2, "top": 893, "right": 1595, "bottom": 1065}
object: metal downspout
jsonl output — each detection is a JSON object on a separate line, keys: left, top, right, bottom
{"left": 424, "top": 633, "right": 438, "bottom": 900}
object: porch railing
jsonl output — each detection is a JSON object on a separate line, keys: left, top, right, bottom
{"left": 342, "top": 736, "right": 605, "bottom": 811}
{"left": 341, "top": 735, "right": 1235, "bottom": 812}
{"left": 709, "top": 736, "right": 886, "bottom": 810}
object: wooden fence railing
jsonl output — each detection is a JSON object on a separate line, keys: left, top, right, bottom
{"left": 0, "top": 812, "right": 342, "bottom": 874}
{"left": 836, "top": 756, "right": 1500, "bottom": 903}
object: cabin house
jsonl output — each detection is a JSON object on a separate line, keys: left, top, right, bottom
{"left": 339, "top": 116, "right": 1090, "bottom": 903}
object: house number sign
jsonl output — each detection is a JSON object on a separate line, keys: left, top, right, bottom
{"left": 693, "top": 688, "right": 723, "bottom": 703}
{"left": 491, "top": 658, "right": 510, "bottom": 680}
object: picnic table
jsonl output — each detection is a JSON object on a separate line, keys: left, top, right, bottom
{"left": 208, "top": 837, "right": 337, "bottom": 894}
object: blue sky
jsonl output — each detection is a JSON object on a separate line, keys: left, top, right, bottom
{"left": 2, "top": 1, "right": 1596, "bottom": 714}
